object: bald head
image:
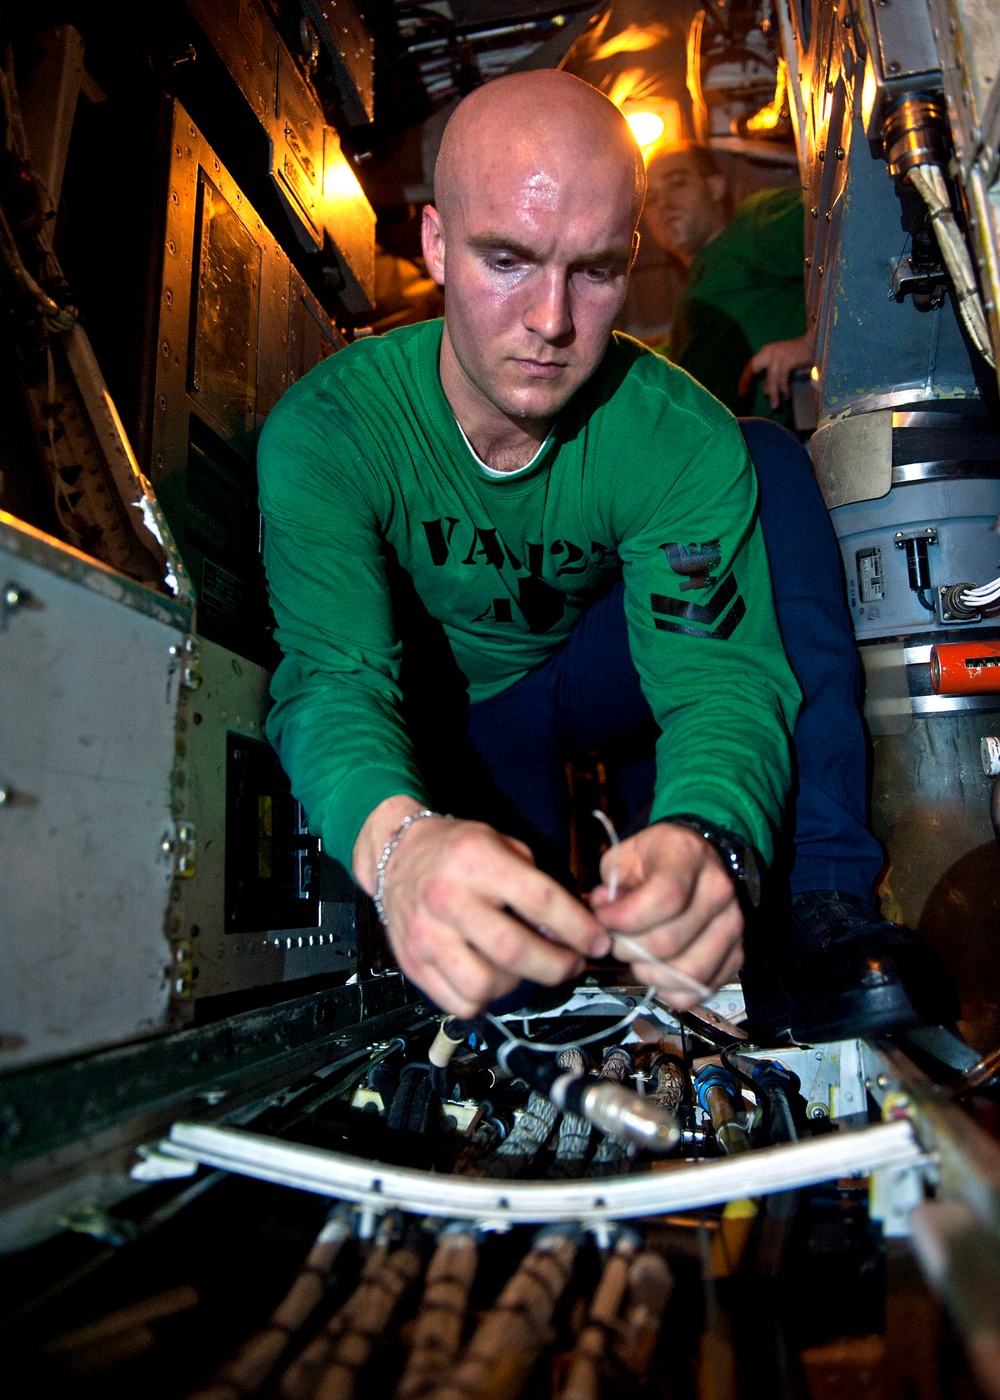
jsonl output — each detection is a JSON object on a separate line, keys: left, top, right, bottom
{"left": 434, "top": 70, "right": 646, "bottom": 232}
{"left": 422, "top": 70, "right": 646, "bottom": 451}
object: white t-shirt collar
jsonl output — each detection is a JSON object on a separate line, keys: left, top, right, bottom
{"left": 456, "top": 421, "right": 553, "bottom": 479}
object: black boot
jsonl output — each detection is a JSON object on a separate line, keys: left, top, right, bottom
{"left": 783, "top": 891, "right": 960, "bottom": 1042}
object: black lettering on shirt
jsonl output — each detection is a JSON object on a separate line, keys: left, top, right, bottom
{"left": 517, "top": 576, "right": 565, "bottom": 632}
{"left": 590, "top": 541, "right": 618, "bottom": 569}
{"left": 422, "top": 517, "right": 461, "bottom": 566}
{"left": 550, "top": 539, "right": 588, "bottom": 575}
{"left": 502, "top": 540, "right": 523, "bottom": 571}
{"left": 462, "top": 526, "right": 506, "bottom": 569}
{"left": 472, "top": 597, "right": 514, "bottom": 623}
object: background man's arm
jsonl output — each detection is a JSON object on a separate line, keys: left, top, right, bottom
{"left": 739, "top": 188, "right": 811, "bottom": 409}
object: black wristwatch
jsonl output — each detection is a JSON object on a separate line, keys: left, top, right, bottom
{"left": 657, "top": 813, "right": 762, "bottom": 909}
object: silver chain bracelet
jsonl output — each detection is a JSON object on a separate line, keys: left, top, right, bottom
{"left": 372, "top": 809, "right": 445, "bottom": 928}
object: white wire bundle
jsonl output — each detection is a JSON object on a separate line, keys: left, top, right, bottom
{"left": 907, "top": 163, "right": 995, "bottom": 368}
{"left": 959, "top": 574, "right": 1000, "bottom": 608}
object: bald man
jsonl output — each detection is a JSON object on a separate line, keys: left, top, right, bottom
{"left": 257, "top": 71, "right": 948, "bottom": 1039}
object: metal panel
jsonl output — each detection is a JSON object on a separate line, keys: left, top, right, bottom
{"left": 275, "top": 41, "right": 328, "bottom": 249}
{"left": 288, "top": 270, "right": 347, "bottom": 386}
{"left": 187, "top": 0, "right": 375, "bottom": 313}
{"left": 170, "top": 638, "right": 357, "bottom": 1004}
{"left": 813, "top": 409, "right": 894, "bottom": 509}
{"left": 778, "top": 0, "right": 981, "bottom": 421}
{"left": 152, "top": 100, "right": 345, "bottom": 666}
{"left": 0, "top": 514, "right": 190, "bottom": 1069}
{"left": 17, "top": 25, "right": 84, "bottom": 210}
{"left": 832, "top": 476, "right": 1000, "bottom": 640}
{"left": 859, "top": 0, "right": 940, "bottom": 88}
{"left": 813, "top": 125, "right": 978, "bottom": 421}
{"left": 301, "top": 0, "right": 375, "bottom": 126}
{"left": 0, "top": 986, "right": 417, "bottom": 1252}
{"left": 319, "top": 125, "right": 375, "bottom": 314}
{"left": 926, "top": 0, "right": 1000, "bottom": 178}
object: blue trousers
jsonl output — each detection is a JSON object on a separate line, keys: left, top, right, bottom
{"left": 461, "top": 419, "right": 883, "bottom": 904}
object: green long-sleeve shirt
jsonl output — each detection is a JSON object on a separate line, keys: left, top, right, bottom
{"left": 669, "top": 187, "right": 807, "bottom": 424}
{"left": 257, "top": 319, "right": 799, "bottom": 869}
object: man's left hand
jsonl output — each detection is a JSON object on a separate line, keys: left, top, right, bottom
{"left": 739, "top": 333, "right": 813, "bottom": 410}
{"left": 590, "top": 823, "right": 744, "bottom": 1005}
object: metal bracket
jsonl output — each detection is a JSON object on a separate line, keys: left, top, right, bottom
{"left": 168, "top": 635, "right": 202, "bottom": 690}
{"left": 891, "top": 260, "right": 950, "bottom": 307}
{"left": 739, "top": 1039, "right": 868, "bottom": 1121}
{"left": 937, "top": 584, "right": 983, "bottom": 624}
{"left": 894, "top": 527, "right": 939, "bottom": 547}
{"left": 163, "top": 821, "right": 197, "bottom": 877}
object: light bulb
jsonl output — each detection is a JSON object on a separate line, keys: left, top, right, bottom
{"left": 626, "top": 110, "right": 666, "bottom": 148}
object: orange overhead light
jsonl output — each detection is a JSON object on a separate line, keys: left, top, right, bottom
{"left": 621, "top": 99, "right": 682, "bottom": 150}
{"left": 626, "top": 110, "right": 665, "bottom": 146}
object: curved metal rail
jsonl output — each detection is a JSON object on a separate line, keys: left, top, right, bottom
{"left": 159, "top": 1118, "right": 925, "bottom": 1225}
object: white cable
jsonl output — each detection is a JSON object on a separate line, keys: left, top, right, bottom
{"left": 961, "top": 575, "right": 1000, "bottom": 600}
{"left": 481, "top": 806, "right": 721, "bottom": 1060}
{"left": 591, "top": 809, "right": 712, "bottom": 1003}
{"left": 958, "top": 573, "right": 1000, "bottom": 609}
{"left": 485, "top": 991, "right": 657, "bottom": 1058}
{"left": 907, "top": 162, "right": 995, "bottom": 368}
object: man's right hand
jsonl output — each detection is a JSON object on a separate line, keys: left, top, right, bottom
{"left": 353, "top": 798, "right": 611, "bottom": 1017}
{"left": 739, "top": 332, "right": 813, "bottom": 410}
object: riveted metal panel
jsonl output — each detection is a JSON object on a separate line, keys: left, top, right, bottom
{"left": 0, "top": 515, "right": 189, "bottom": 1068}
{"left": 151, "top": 100, "right": 346, "bottom": 668}
{"left": 187, "top": 0, "right": 375, "bottom": 312}
{"left": 170, "top": 637, "right": 356, "bottom": 1004}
